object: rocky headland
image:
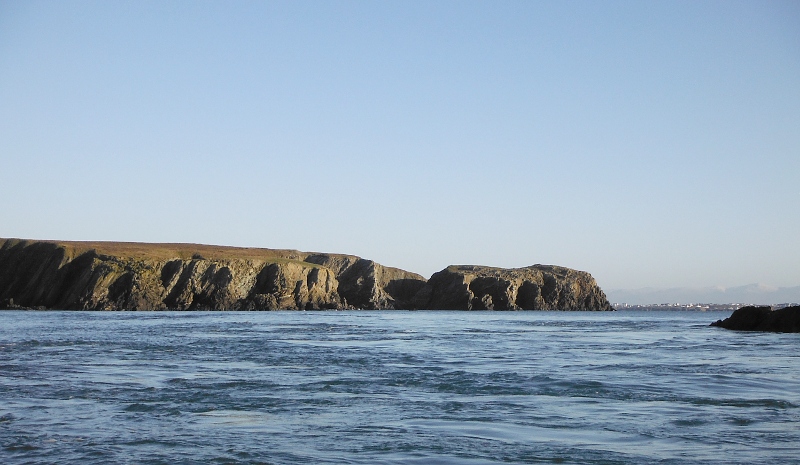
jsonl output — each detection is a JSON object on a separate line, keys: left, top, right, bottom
{"left": 0, "top": 238, "right": 612, "bottom": 311}
{"left": 426, "top": 265, "right": 613, "bottom": 311}
{"left": 711, "top": 305, "right": 800, "bottom": 333}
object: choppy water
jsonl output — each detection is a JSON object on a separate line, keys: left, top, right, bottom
{"left": 1, "top": 310, "right": 798, "bottom": 464}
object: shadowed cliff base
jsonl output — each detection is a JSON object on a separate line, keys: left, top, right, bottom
{"left": 0, "top": 238, "right": 612, "bottom": 311}
{"left": 711, "top": 305, "right": 800, "bottom": 332}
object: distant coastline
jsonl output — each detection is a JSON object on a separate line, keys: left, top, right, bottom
{"left": 607, "top": 285, "right": 800, "bottom": 307}
{"left": 613, "top": 303, "right": 799, "bottom": 312}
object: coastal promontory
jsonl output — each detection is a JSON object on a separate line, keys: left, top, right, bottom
{"left": 426, "top": 265, "right": 613, "bottom": 311}
{"left": 0, "top": 238, "right": 612, "bottom": 311}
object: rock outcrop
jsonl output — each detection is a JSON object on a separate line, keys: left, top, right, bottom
{"left": 0, "top": 239, "right": 426, "bottom": 310}
{"left": 303, "top": 255, "right": 430, "bottom": 310}
{"left": 711, "top": 305, "right": 800, "bottom": 332}
{"left": 0, "top": 238, "right": 612, "bottom": 311}
{"left": 424, "top": 265, "right": 613, "bottom": 311}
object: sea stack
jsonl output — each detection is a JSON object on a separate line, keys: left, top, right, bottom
{"left": 0, "top": 238, "right": 612, "bottom": 311}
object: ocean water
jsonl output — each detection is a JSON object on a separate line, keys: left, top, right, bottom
{"left": 0, "top": 310, "right": 798, "bottom": 465}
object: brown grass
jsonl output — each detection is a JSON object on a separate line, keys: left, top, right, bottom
{"left": 0, "top": 238, "right": 354, "bottom": 263}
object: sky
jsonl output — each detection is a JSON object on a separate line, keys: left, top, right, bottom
{"left": 1, "top": 0, "right": 798, "bottom": 296}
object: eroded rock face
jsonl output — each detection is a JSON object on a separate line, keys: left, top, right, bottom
{"left": 423, "top": 265, "right": 613, "bottom": 311}
{"left": 0, "top": 239, "right": 612, "bottom": 311}
{"left": 711, "top": 306, "right": 800, "bottom": 332}
{"left": 0, "top": 240, "right": 391, "bottom": 310}
{"left": 301, "top": 255, "right": 429, "bottom": 309}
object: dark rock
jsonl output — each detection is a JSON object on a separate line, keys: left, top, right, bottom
{"left": 711, "top": 305, "right": 800, "bottom": 332}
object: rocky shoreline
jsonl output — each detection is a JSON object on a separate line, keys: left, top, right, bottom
{"left": 0, "top": 238, "right": 612, "bottom": 311}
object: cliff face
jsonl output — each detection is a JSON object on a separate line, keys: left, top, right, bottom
{"left": 0, "top": 239, "right": 611, "bottom": 311}
{"left": 304, "top": 255, "right": 430, "bottom": 310}
{"left": 425, "top": 265, "right": 613, "bottom": 311}
{"left": 0, "top": 239, "right": 426, "bottom": 310}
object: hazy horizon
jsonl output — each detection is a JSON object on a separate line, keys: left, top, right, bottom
{"left": 606, "top": 283, "right": 800, "bottom": 306}
{"left": 2, "top": 1, "right": 798, "bottom": 298}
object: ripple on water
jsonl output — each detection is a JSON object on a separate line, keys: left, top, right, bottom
{"left": 0, "top": 310, "right": 798, "bottom": 465}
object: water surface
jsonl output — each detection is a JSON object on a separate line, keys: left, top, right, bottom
{"left": 1, "top": 310, "right": 798, "bottom": 464}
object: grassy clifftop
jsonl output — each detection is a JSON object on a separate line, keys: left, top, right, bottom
{"left": 0, "top": 238, "right": 325, "bottom": 264}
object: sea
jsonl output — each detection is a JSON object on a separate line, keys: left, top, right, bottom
{"left": 0, "top": 310, "right": 798, "bottom": 465}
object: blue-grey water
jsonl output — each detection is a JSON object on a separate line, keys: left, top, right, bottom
{"left": 1, "top": 310, "right": 798, "bottom": 465}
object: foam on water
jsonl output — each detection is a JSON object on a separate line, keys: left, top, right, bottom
{"left": 0, "top": 310, "right": 798, "bottom": 464}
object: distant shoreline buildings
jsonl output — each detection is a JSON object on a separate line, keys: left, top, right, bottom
{"left": 613, "top": 302, "right": 799, "bottom": 311}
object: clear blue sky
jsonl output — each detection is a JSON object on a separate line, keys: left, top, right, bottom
{"left": 1, "top": 0, "right": 798, "bottom": 291}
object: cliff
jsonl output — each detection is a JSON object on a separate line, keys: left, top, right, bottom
{"left": 0, "top": 238, "right": 612, "bottom": 311}
{"left": 0, "top": 239, "right": 426, "bottom": 310}
{"left": 425, "top": 265, "right": 613, "bottom": 311}
{"left": 711, "top": 305, "right": 800, "bottom": 332}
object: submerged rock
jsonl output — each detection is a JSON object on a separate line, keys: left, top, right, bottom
{"left": 0, "top": 238, "right": 611, "bottom": 311}
{"left": 711, "top": 305, "right": 800, "bottom": 332}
